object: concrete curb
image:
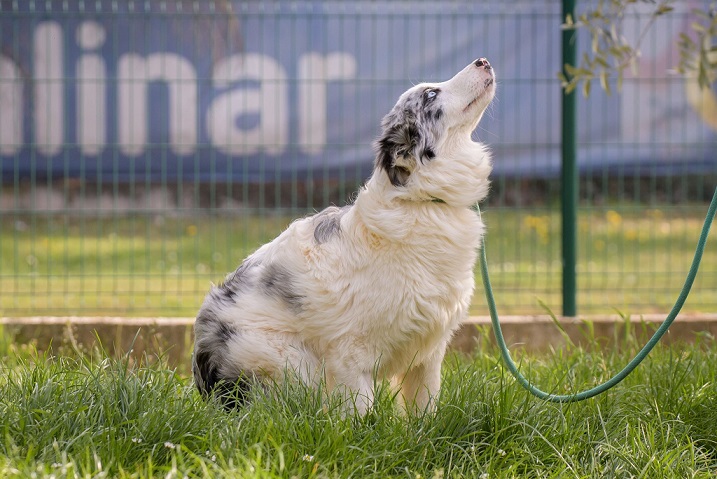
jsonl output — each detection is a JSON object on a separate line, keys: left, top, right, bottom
{"left": 1, "top": 317, "right": 194, "bottom": 366}
{"left": 451, "top": 313, "right": 717, "bottom": 353}
{"left": 2, "top": 314, "right": 716, "bottom": 367}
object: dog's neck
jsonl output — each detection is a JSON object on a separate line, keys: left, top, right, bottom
{"left": 351, "top": 172, "right": 456, "bottom": 242}
{"left": 352, "top": 138, "right": 490, "bottom": 241}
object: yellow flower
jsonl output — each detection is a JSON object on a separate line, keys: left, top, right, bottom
{"left": 605, "top": 210, "right": 622, "bottom": 227}
{"left": 647, "top": 209, "right": 664, "bottom": 219}
{"left": 522, "top": 215, "right": 549, "bottom": 244}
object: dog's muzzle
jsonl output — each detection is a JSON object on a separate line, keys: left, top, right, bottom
{"left": 474, "top": 58, "right": 492, "bottom": 71}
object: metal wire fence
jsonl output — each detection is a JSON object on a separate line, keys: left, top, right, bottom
{"left": 0, "top": 0, "right": 715, "bottom": 317}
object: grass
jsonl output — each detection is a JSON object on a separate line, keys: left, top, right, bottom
{"left": 2, "top": 203, "right": 716, "bottom": 317}
{"left": 1, "top": 328, "right": 717, "bottom": 478}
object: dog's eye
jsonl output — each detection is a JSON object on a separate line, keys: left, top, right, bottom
{"left": 425, "top": 90, "right": 437, "bottom": 99}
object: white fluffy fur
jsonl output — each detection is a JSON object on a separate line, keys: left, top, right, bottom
{"left": 193, "top": 59, "right": 496, "bottom": 414}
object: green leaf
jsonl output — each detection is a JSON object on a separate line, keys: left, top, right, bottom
{"left": 693, "top": 9, "right": 711, "bottom": 20}
{"left": 583, "top": 78, "right": 592, "bottom": 97}
{"left": 600, "top": 71, "right": 611, "bottom": 95}
{"left": 609, "top": 45, "right": 625, "bottom": 57}
{"left": 537, "top": 299, "right": 575, "bottom": 349}
{"left": 655, "top": 4, "right": 674, "bottom": 16}
{"left": 692, "top": 22, "right": 706, "bottom": 33}
{"left": 595, "top": 55, "right": 609, "bottom": 69}
{"left": 698, "top": 61, "right": 709, "bottom": 89}
{"left": 679, "top": 33, "right": 696, "bottom": 49}
{"left": 564, "top": 63, "right": 579, "bottom": 76}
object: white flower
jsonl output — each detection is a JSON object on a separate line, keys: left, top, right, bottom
{"left": 164, "top": 442, "right": 176, "bottom": 450}
{"left": 132, "top": 437, "right": 143, "bottom": 444}
{"left": 302, "top": 454, "right": 315, "bottom": 462}
{"left": 498, "top": 449, "right": 506, "bottom": 457}
{"left": 480, "top": 474, "right": 490, "bottom": 479}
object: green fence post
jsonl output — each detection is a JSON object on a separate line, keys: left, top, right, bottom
{"left": 561, "top": 0, "right": 578, "bottom": 317}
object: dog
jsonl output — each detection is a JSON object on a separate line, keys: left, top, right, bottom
{"left": 193, "top": 58, "right": 496, "bottom": 414}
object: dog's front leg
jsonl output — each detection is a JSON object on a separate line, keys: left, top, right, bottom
{"left": 351, "top": 373, "right": 375, "bottom": 415}
{"left": 398, "top": 347, "right": 445, "bottom": 415}
{"left": 326, "top": 366, "right": 374, "bottom": 415}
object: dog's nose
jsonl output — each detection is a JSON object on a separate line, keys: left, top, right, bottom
{"left": 474, "top": 58, "right": 491, "bottom": 70}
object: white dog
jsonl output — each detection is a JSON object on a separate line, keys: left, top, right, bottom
{"left": 193, "top": 58, "right": 496, "bottom": 414}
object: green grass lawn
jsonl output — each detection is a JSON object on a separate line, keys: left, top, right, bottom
{"left": 1, "top": 204, "right": 716, "bottom": 317}
{"left": 1, "top": 330, "right": 717, "bottom": 478}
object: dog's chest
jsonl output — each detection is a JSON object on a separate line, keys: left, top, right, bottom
{"left": 367, "top": 249, "right": 474, "bottom": 371}
{"left": 299, "top": 206, "right": 482, "bottom": 360}
{"left": 355, "top": 234, "right": 477, "bottom": 344}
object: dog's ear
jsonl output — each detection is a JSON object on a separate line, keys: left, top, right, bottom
{"left": 375, "top": 117, "right": 421, "bottom": 187}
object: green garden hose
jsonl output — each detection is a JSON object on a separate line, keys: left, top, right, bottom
{"left": 478, "top": 187, "right": 717, "bottom": 402}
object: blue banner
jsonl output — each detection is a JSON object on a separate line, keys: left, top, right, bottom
{"left": 1, "top": 1, "right": 715, "bottom": 183}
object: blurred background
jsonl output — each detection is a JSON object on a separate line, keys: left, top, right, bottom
{"left": 0, "top": 0, "right": 715, "bottom": 318}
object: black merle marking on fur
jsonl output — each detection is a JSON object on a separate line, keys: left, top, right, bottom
{"left": 375, "top": 121, "right": 421, "bottom": 187}
{"left": 224, "top": 257, "right": 260, "bottom": 290}
{"left": 215, "top": 320, "right": 237, "bottom": 342}
{"left": 375, "top": 87, "right": 446, "bottom": 186}
{"left": 211, "top": 257, "right": 261, "bottom": 304}
{"left": 194, "top": 308, "right": 238, "bottom": 352}
{"left": 193, "top": 308, "right": 249, "bottom": 410}
{"left": 426, "top": 108, "right": 443, "bottom": 122}
{"left": 192, "top": 350, "right": 251, "bottom": 411}
{"left": 313, "top": 205, "right": 350, "bottom": 244}
{"left": 193, "top": 255, "right": 266, "bottom": 409}
{"left": 261, "top": 263, "right": 304, "bottom": 312}
{"left": 422, "top": 147, "right": 436, "bottom": 161}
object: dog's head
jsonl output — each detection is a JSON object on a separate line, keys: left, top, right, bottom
{"left": 374, "top": 58, "right": 495, "bottom": 207}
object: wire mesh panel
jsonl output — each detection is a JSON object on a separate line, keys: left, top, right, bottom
{"left": 0, "top": 0, "right": 715, "bottom": 317}
{"left": 575, "top": 3, "right": 717, "bottom": 314}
